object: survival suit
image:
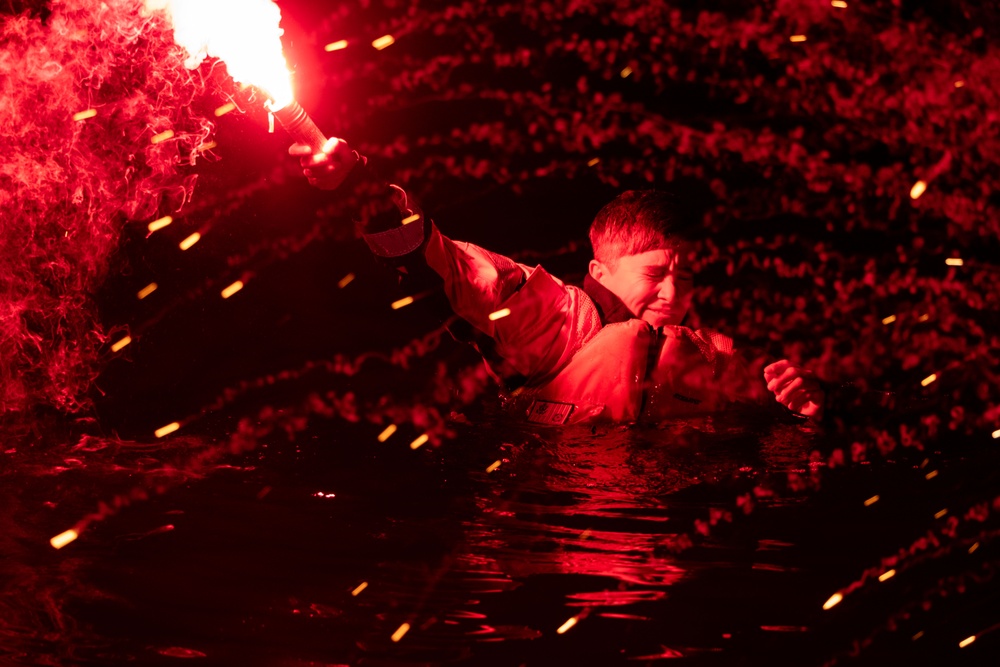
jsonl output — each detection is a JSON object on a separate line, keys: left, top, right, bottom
{"left": 342, "top": 157, "right": 768, "bottom": 425}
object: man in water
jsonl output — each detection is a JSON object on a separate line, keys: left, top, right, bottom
{"left": 291, "top": 139, "right": 824, "bottom": 425}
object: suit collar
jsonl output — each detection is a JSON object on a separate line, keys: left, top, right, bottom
{"left": 583, "top": 274, "right": 635, "bottom": 325}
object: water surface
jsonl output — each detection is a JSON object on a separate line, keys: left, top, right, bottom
{"left": 1, "top": 411, "right": 996, "bottom": 666}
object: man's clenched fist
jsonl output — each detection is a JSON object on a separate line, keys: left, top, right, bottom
{"left": 289, "top": 137, "right": 358, "bottom": 191}
{"left": 764, "top": 359, "right": 825, "bottom": 420}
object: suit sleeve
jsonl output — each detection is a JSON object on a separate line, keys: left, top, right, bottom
{"left": 354, "top": 160, "right": 600, "bottom": 384}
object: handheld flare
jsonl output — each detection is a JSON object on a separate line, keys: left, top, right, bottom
{"left": 148, "top": 1, "right": 328, "bottom": 150}
{"left": 269, "top": 100, "right": 328, "bottom": 153}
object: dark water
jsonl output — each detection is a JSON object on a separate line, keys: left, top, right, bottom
{"left": 2, "top": 412, "right": 998, "bottom": 666}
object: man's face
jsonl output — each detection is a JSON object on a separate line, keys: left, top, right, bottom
{"left": 589, "top": 245, "right": 694, "bottom": 328}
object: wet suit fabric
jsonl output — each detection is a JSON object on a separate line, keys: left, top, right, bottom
{"left": 354, "top": 162, "right": 767, "bottom": 425}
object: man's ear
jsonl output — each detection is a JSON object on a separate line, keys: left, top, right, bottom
{"left": 589, "top": 259, "right": 608, "bottom": 284}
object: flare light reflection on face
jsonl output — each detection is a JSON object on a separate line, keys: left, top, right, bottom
{"left": 590, "top": 244, "right": 695, "bottom": 328}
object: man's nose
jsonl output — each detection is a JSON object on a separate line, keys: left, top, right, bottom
{"left": 658, "top": 277, "right": 676, "bottom": 302}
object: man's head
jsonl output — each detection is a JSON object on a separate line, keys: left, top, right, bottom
{"left": 588, "top": 190, "right": 695, "bottom": 328}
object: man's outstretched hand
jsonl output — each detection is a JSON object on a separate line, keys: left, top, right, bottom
{"left": 289, "top": 137, "right": 358, "bottom": 190}
{"left": 764, "top": 360, "right": 825, "bottom": 421}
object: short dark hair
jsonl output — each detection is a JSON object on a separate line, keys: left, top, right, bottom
{"left": 589, "top": 190, "right": 691, "bottom": 268}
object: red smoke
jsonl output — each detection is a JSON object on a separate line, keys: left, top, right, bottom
{"left": 0, "top": 0, "right": 214, "bottom": 417}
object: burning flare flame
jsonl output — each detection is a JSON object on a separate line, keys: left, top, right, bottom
{"left": 144, "top": 0, "right": 295, "bottom": 109}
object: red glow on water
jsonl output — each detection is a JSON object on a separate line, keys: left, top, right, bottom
{"left": 598, "top": 612, "right": 651, "bottom": 621}
{"left": 156, "top": 646, "right": 207, "bottom": 658}
{"left": 630, "top": 646, "right": 684, "bottom": 659}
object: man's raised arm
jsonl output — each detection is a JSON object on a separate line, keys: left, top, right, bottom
{"left": 290, "top": 139, "right": 600, "bottom": 386}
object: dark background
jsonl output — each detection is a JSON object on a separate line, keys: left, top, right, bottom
{"left": 1, "top": 1, "right": 998, "bottom": 665}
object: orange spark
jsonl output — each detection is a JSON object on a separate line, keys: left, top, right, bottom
{"left": 351, "top": 582, "right": 368, "bottom": 596}
{"left": 221, "top": 280, "right": 244, "bottom": 299}
{"left": 325, "top": 40, "right": 348, "bottom": 52}
{"left": 151, "top": 129, "right": 175, "bottom": 144}
{"left": 337, "top": 273, "right": 355, "bottom": 288}
{"left": 620, "top": 67, "right": 633, "bottom": 78}
{"left": 864, "top": 495, "right": 879, "bottom": 506}
{"left": 200, "top": 141, "right": 217, "bottom": 152}
{"left": 486, "top": 460, "right": 501, "bottom": 473}
{"left": 391, "top": 296, "right": 414, "bottom": 310}
{"left": 148, "top": 215, "right": 173, "bottom": 233}
{"left": 214, "top": 102, "right": 236, "bottom": 116}
{"left": 934, "top": 508, "right": 947, "bottom": 519}
{"left": 377, "top": 425, "right": 397, "bottom": 442}
{"left": 910, "top": 180, "right": 927, "bottom": 199}
{"left": 790, "top": 35, "right": 807, "bottom": 43}
{"left": 992, "top": 429, "right": 1000, "bottom": 439}
{"left": 556, "top": 617, "right": 578, "bottom": 634}
{"left": 488, "top": 308, "right": 511, "bottom": 321}
{"left": 959, "top": 636, "right": 976, "bottom": 648}
{"left": 945, "top": 258, "right": 964, "bottom": 266}
{"left": 111, "top": 336, "right": 132, "bottom": 353}
{"left": 179, "top": 233, "right": 201, "bottom": 250}
{"left": 50, "top": 529, "right": 79, "bottom": 549}
{"left": 912, "top": 631, "right": 925, "bottom": 641}
{"left": 155, "top": 422, "right": 181, "bottom": 438}
{"left": 72, "top": 109, "right": 97, "bottom": 121}
{"left": 372, "top": 35, "right": 395, "bottom": 50}
{"left": 881, "top": 315, "right": 896, "bottom": 325}
{"left": 921, "top": 373, "right": 937, "bottom": 387}
{"left": 917, "top": 313, "right": 930, "bottom": 322}
{"left": 137, "top": 283, "right": 158, "bottom": 299}
{"left": 401, "top": 213, "right": 421, "bottom": 225}
{"left": 878, "top": 569, "right": 896, "bottom": 582}
{"left": 954, "top": 80, "right": 965, "bottom": 88}
{"left": 391, "top": 623, "right": 410, "bottom": 642}
{"left": 410, "top": 434, "right": 429, "bottom": 450}
{"left": 831, "top": 0, "right": 847, "bottom": 7}
{"left": 969, "top": 542, "right": 979, "bottom": 554}
{"left": 822, "top": 593, "right": 843, "bottom": 610}
{"left": 587, "top": 158, "right": 600, "bottom": 167}
{"left": 925, "top": 470, "right": 939, "bottom": 480}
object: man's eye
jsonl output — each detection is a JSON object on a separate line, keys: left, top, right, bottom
{"left": 646, "top": 271, "right": 693, "bottom": 282}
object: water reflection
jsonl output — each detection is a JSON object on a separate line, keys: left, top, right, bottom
{"left": 350, "top": 415, "right": 815, "bottom": 663}
{"left": 0, "top": 412, "right": 902, "bottom": 665}
{"left": 473, "top": 427, "right": 693, "bottom": 589}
